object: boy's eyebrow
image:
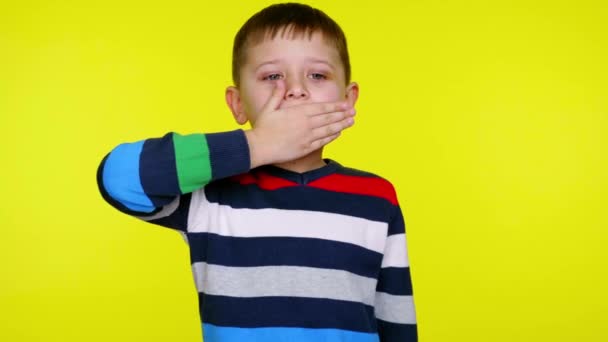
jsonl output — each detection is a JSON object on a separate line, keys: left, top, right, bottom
{"left": 255, "top": 58, "right": 336, "bottom": 71}
{"left": 306, "top": 58, "right": 336, "bottom": 70}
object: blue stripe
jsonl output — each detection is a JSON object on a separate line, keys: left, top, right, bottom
{"left": 377, "top": 319, "right": 418, "bottom": 341}
{"left": 200, "top": 294, "right": 377, "bottom": 333}
{"left": 96, "top": 155, "right": 162, "bottom": 216}
{"left": 377, "top": 267, "right": 413, "bottom": 295}
{"left": 102, "top": 141, "right": 154, "bottom": 212}
{"left": 202, "top": 323, "right": 380, "bottom": 342}
{"left": 204, "top": 179, "right": 393, "bottom": 223}
{"left": 187, "top": 233, "right": 382, "bottom": 278}
{"left": 139, "top": 132, "right": 181, "bottom": 208}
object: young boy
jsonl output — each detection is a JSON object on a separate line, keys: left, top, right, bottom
{"left": 96, "top": 3, "right": 417, "bottom": 341}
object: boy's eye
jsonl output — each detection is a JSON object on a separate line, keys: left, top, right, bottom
{"left": 309, "top": 73, "right": 327, "bottom": 80}
{"left": 263, "top": 73, "right": 283, "bottom": 81}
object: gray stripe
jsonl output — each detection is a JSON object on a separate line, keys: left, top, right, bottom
{"left": 192, "top": 262, "right": 377, "bottom": 306}
{"left": 136, "top": 195, "right": 180, "bottom": 221}
{"left": 374, "top": 292, "right": 417, "bottom": 324}
{"left": 178, "top": 231, "right": 189, "bottom": 245}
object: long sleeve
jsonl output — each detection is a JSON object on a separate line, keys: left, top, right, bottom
{"left": 375, "top": 204, "right": 418, "bottom": 341}
{"left": 96, "top": 129, "right": 251, "bottom": 231}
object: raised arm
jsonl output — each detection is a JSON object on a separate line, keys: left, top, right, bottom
{"left": 376, "top": 205, "right": 418, "bottom": 341}
{"left": 96, "top": 81, "right": 356, "bottom": 231}
{"left": 96, "top": 129, "right": 251, "bottom": 231}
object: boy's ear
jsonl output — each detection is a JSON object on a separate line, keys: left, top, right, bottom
{"left": 225, "top": 86, "right": 249, "bottom": 125}
{"left": 345, "top": 82, "right": 359, "bottom": 107}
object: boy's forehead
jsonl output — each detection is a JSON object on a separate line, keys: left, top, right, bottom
{"left": 244, "top": 31, "right": 340, "bottom": 67}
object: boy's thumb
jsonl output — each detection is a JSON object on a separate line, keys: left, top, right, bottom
{"left": 263, "top": 80, "right": 285, "bottom": 112}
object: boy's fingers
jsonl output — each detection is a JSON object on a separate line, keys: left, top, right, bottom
{"left": 262, "top": 80, "right": 285, "bottom": 112}
{"left": 310, "top": 109, "right": 355, "bottom": 129}
{"left": 297, "top": 101, "right": 350, "bottom": 117}
{"left": 311, "top": 131, "right": 341, "bottom": 150}
{"left": 311, "top": 116, "right": 354, "bottom": 140}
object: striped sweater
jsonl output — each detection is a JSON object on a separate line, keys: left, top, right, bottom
{"left": 96, "top": 129, "right": 417, "bottom": 342}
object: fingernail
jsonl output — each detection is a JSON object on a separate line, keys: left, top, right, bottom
{"left": 348, "top": 108, "right": 356, "bottom": 115}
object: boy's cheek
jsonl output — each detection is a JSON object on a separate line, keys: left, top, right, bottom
{"left": 245, "top": 84, "right": 343, "bottom": 116}
{"left": 311, "top": 85, "right": 343, "bottom": 102}
{"left": 241, "top": 92, "right": 268, "bottom": 117}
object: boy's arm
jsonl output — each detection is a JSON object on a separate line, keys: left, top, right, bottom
{"left": 96, "top": 129, "right": 250, "bottom": 231}
{"left": 96, "top": 82, "right": 356, "bottom": 231}
{"left": 376, "top": 204, "right": 418, "bottom": 341}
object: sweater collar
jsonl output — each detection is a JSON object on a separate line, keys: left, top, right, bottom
{"left": 255, "top": 158, "right": 341, "bottom": 184}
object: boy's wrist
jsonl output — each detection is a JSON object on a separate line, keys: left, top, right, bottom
{"left": 244, "top": 129, "right": 267, "bottom": 169}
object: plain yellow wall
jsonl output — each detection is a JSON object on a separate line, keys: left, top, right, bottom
{"left": 1, "top": 0, "right": 607, "bottom": 341}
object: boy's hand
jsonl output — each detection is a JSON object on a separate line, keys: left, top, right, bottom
{"left": 245, "top": 80, "right": 356, "bottom": 168}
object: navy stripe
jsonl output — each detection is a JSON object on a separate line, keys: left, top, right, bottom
{"left": 200, "top": 294, "right": 378, "bottom": 333}
{"left": 206, "top": 130, "right": 251, "bottom": 179}
{"left": 188, "top": 233, "right": 382, "bottom": 279}
{"left": 377, "top": 319, "right": 417, "bottom": 341}
{"left": 139, "top": 132, "right": 182, "bottom": 208}
{"left": 388, "top": 206, "right": 406, "bottom": 235}
{"left": 376, "top": 267, "right": 413, "bottom": 296}
{"left": 204, "top": 180, "right": 393, "bottom": 223}
{"left": 334, "top": 166, "right": 381, "bottom": 179}
{"left": 146, "top": 192, "right": 192, "bottom": 232}
{"left": 96, "top": 153, "right": 164, "bottom": 216}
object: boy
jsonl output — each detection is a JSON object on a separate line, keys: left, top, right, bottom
{"left": 96, "top": 3, "right": 417, "bottom": 341}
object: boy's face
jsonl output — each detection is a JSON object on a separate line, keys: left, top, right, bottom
{"left": 226, "top": 29, "right": 358, "bottom": 126}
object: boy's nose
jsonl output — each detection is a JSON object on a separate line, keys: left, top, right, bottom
{"left": 286, "top": 89, "right": 308, "bottom": 99}
{"left": 285, "top": 81, "right": 308, "bottom": 100}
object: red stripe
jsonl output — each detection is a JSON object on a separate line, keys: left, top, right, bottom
{"left": 231, "top": 172, "right": 298, "bottom": 190}
{"left": 308, "top": 174, "right": 398, "bottom": 205}
{"left": 232, "top": 172, "right": 398, "bottom": 204}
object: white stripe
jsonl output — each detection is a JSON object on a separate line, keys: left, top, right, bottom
{"left": 375, "top": 292, "right": 417, "bottom": 324}
{"left": 136, "top": 195, "right": 180, "bottom": 221}
{"left": 192, "top": 262, "right": 377, "bottom": 306}
{"left": 381, "top": 234, "right": 409, "bottom": 268}
{"left": 187, "top": 189, "right": 388, "bottom": 253}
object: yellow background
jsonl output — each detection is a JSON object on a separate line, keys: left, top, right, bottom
{"left": 1, "top": 0, "right": 607, "bottom": 341}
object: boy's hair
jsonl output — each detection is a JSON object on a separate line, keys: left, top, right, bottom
{"left": 232, "top": 2, "right": 351, "bottom": 87}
